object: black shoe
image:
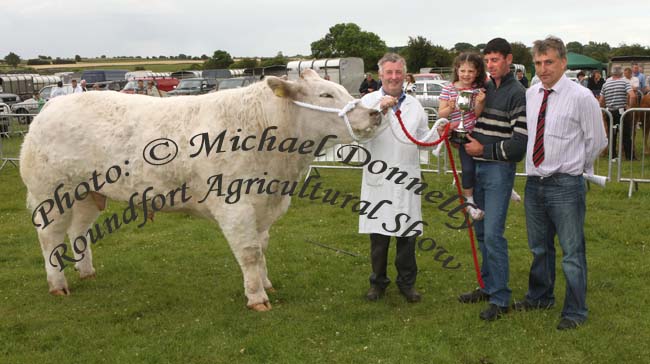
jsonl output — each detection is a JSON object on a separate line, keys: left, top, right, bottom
{"left": 399, "top": 287, "right": 421, "bottom": 303}
{"left": 557, "top": 318, "right": 580, "bottom": 330}
{"left": 479, "top": 303, "right": 509, "bottom": 321}
{"left": 512, "top": 299, "right": 554, "bottom": 311}
{"left": 366, "top": 286, "right": 385, "bottom": 301}
{"left": 458, "top": 288, "right": 490, "bottom": 303}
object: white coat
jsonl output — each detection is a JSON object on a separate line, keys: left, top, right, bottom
{"left": 358, "top": 90, "right": 437, "bottom": 237}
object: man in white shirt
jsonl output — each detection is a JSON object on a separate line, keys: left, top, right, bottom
{"left": 515, "top": 36, "right": 607, "bottom": 330}
{"left": 49, "top": 81, "right": 67, "bottom": 99}
{"left": 71, "top": 79, "right": 83, "bottom": 93}
{"left": 623, "top": 67, "right": 640, "bottom": 92}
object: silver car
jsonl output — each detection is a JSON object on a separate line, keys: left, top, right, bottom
{"left": 414, "top": 80, "right": 449, "bottom": 109}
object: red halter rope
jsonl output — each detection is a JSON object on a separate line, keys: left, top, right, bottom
{"left": 394, "top": 109, "right": 484, "bottom": 289}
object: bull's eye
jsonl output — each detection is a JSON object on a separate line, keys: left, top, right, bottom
{"left": 319, "top": 93, "right": 334, "bottom": 98}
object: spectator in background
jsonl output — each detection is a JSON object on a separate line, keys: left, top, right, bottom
{"left": 623, "top": 67, "right": 640, "bottom": 92}
{"left": 587, "top": 70, "right": 605, "bottom": 98}
{"left": 146, "top": 81, "right": 162, "bottom": 97}
{"left": 403, "top": 73, "right": 416, "bottom": 95}
{"left": 91, "top": 83, "right": 101, "bottom": 91}
{"left": 358, "top": 73, "right": 378, "bottom": 96}
{"left": 576, "top": 71, "right": 589, "bottom": 87}
{"left": 600, "top": 66, "right": 635, "bottom": 160}
{"left": 632, "top": 63, "right": 645, "bottom": 92}
{"left": 323, "top": 74, "right": 331, "bottom": 81}
{"left": 516, "top": 69, "right": 529, "bottom": 88}
{"left": 134, "top": 79, "right": 147, "bottom": 95}
{"left": 33, "top": 92, "right": 45, "bottom": 112}
{"left": 50, "top": 81, "right": 67, "bottom": 99}
{"left": 80, "top": 80, "right": 88, "bottom": 92}
{"left": 71, "top": 79, "right": 83, "bottom": 93}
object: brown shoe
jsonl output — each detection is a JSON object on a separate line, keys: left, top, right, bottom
{"left": 366, "top": 286, "right": 385, "bottom": 301}
{"left": 400, "top": 287, "right": 421, "bottom": 303}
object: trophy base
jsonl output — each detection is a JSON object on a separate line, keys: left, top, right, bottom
{"left": 450, "top": 128, "right": 470, "bottom": 144}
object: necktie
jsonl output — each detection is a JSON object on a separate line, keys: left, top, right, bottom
{"left": 533, "top": 89, "right": 552, "bottom": 167}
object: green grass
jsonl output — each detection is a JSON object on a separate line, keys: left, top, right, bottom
{"left": 1, "top": 143, "right": 649, "bottom": 363}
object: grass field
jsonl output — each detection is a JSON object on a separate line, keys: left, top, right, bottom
{"left": 1, "top": 131, "right": 649, "bottom": 363}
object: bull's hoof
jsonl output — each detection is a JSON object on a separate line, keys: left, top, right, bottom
{"left": 50, "top": 288, "right": 70, "bottom": 296}
{"left": 266, "top": 287, "right": 277, "bottom": 293}
{"left": 80, "top": 272, "right": 96, "bottom": 280}
{"left": 247, "top": 301, "right": 272, "bottom": 312}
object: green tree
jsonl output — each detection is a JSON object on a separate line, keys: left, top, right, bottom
{"left": 475, "top": 43, "right": 487, "bottom": 52}
{"left": 566, "top": 41, "right": 584, "bottom": 54}
{"left": 454, "top": 42, "right": 476, "bottom": 53}
{"left": 611, "top": 43, "right": 650, "bottom": 57}
{"left": 203, "top": 50, "right": 234, "bottom": 69}
{"left": 582, "top": 41, "right": 611, "bottom": 63}
{"left": 429, "top": 45, "right": 453, "bottom": 67}
{"left": 260, "top": 51, "right": 288, "bottom": 67}
{"left": 310, "top": 23, "right": 387, "bottom": 71}
{"left": 74, "top": 54, "right": 82, "bottom": 62}
{"left": 511, "top": 42, "right": 532, "bottom": 67}
{"left": 230, "top": 57, "right": 258, "bottom": 69}
{"left": 4, "top": 52, "right": 21, "bottom": 67}
{"left": 401, "top": 36, "right": 434, "bottom": 72}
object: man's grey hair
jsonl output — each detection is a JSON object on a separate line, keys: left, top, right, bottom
{"left": 611, "top": 66, "right": 623, "bottom": 76}
{"left": 377, "top": 53, "right": 407, "bottom": 73}
{"left": 532, "top": 36, "right": 567, "bottom": 60}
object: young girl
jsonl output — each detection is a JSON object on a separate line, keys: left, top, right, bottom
{"left": 438, "top": 52, "right": 486, "bottom": 220}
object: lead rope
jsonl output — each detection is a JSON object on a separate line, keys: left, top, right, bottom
{"left": 394, "top": 109, "right": 485, "bottom": 289}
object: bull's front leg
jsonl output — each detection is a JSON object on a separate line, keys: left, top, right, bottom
{"left": 216, "top": 209, "right": 271, "bottom": 311}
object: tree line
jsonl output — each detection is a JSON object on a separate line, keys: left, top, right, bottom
{"left": 5, "top": 22, "right": 650, "bottom": 72}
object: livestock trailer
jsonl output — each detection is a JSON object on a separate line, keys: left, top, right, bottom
{"left": 286, "top": 57, "right": 364, "bottom": 97}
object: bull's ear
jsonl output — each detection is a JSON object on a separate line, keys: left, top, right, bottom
{"left": 267, "top": 76, "right": 298, "bottom": 99}
{"left": 300, "top": 69, "right": 319, "bottom": 79}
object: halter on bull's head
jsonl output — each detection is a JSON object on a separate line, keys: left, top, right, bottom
{"left": 266, "top": 69, "right": 382, "bottom": 144}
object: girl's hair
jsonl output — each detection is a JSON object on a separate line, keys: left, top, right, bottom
{"left": 406, "top": 73, "right": 415, "bottom": 83}
{"left": 452, "top": 52, "right": 485, "bottom": 88}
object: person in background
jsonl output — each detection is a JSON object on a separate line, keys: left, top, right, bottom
{"left": 632, "top": 63, "right": 645, "bottom": 92}
{"left": 403, "top": 73, "right": 416, "bottom": 95}
{"left": 359, "top": 73, "right": 378, "bottom": 97}
{"left": 437, "top": 52, "right": 486, "bottom": 220}
{"left": 80, "top": 80, "right": 88, "bottom": 92}
{"left": 71, "top": 79, "right": 83, "bottom": 93}
{"left": 146, "top": 80, "right": 162, "bottom": 97}
{"left": 576, "top": 71, "right": 589, "bottom": 88}
{"left": 92, "top": 83, "right": 101, "bottom": 91}
{"left": 587, "top": 70, "right": 605, "bottom": 98}
{"left": 33, "top": 92, "right": 45, "bottom": 112}
{"left": 458, "top": 38, "right": 527, "bottom": 322}
{"left": 134, "top": 79, "right": 147, "bottom": 95}
{"left": 516, "top": 69, "right": 529, "bottom": 88}
{"left": 50, "top": 81, "right": 67, "bottom": 99}
{"left": 600, "top": 66, "right": 636, "bottom": 160}
{"left": 623, "top": 67, "right": 640, "bottom": 92}
{"left": 517, "top": 36, "right": 607, "bottom": 330}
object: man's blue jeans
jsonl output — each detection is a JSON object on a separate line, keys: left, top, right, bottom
{"left": 524, "top": 174, "right": 588, "bottom": 323}
{"left": 473, "top": 161, "right": 516, "bottom": 307}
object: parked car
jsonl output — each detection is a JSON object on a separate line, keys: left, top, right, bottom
{"left": 414, "top": 80, "right": 449, "bottom": 108}
{"left": 217, "top": 77, "right": 258, "bottom": 91}
{"left": 165, "top": 78, "right": 216, "bottom": 96}
{"left": 414, "top": 73, "right": 443, "bottom": 81}
{"left": 0, "top": 92, "right": 21, "bottom": 106}
{"left": 38, "top": 84, "right": 74, "bottom": 100}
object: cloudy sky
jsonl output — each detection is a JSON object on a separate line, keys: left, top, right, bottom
{"left": 2, "top": 0, "right": 649, "bottom": 59}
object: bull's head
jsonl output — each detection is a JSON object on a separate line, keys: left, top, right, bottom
{"left": 266, "top": 69, "right": 382, "bottom": 143}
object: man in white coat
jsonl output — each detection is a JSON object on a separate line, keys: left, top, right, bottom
{"left": 360, "top": 53, "right": 440, "bottom": 303}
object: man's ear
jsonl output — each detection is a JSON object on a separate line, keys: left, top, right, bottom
{"left": 266, "top": 76, "right": 299, "bottom": 98}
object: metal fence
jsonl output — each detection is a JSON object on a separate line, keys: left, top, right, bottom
{"left": 0, "top": 106, "right": 32, "bottom": 171}
{"left": 617, "top": 108, "right": 650, "bottom": 197}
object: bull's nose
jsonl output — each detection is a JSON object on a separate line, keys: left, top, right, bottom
{"left": 369, "top": 109, "right": 381, "bottom": 125}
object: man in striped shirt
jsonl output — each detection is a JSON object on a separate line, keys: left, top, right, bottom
{"left": 457, "top": 38, "right": 527, "bottom": 321}
{"left": 600, "top": 66, "right": 635, "bottom": 160}
{"left": 516, "top": 36, "right": 607, "bottom": 330}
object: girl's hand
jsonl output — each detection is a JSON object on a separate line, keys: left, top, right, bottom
{"left": 448, "top": 98, "right": 456, "bottom": 110}
{"left": 476, "top": 89, "right": 486, "bottom": 104}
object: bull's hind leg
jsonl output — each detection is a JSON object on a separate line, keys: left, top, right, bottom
{"left": 67, "top": 197, "right": 101, "bottom": 279}
{"left": 36, "top": 214, "right": 73, "bottom": 295}
{"left": 259, "top": 229, "right": 275, "bottom": 293}
{"left": 217, "top": 212, "right": 271, "bottom": 311}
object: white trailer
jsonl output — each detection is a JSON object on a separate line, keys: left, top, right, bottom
{"left": 286, "top": 57, "right": 364, "bottom": 97}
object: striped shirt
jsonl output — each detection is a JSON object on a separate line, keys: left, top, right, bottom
{"left": 525, "top": 75, "right": 608, "bottom": 177}
{"left": 439, "top": 84, "right": 479, "bottom": 130}
{"left": 472, "top": 72, "right": 527, "bottom": 161}
{"left": 601, "top": 78, "right": 631, "bottom": 110}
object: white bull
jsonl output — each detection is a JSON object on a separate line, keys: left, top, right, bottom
{"left": 19, "top": 69, "right": 381, "bottom": 311}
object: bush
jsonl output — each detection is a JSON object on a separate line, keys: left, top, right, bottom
{"left": 52, "top": 58, "right": 76, "bottom": 65}
{"left": 27, "top": 58, "right": 51, "bottom": 65}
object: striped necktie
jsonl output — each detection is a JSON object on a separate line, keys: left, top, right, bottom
{"left": 533, "top": 89, "right": 553, "bottom": 167}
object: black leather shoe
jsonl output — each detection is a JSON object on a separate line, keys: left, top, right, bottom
{"left": 512, "top": 299, "right": 554, "bottom": 311}
{"left": 557, "top": 318, "right": 580, "bottom": 330}
{"left": 399, "top": 287, "right": 421, "bottom": 303}
{"left": 479, "top": 303, "right": 509, "bottom": 321}
{"left": 458, "top": 288, "right": 490, "bottom": 303}
{"left": 366, "top": 286, "right": 385, "bottom": 301}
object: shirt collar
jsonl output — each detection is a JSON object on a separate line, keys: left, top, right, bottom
{"left": 534, "top": 74, "right": 570, "bottom": 95}
{"left": 381, "top": 88, "right": 407, "bottom": 111}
